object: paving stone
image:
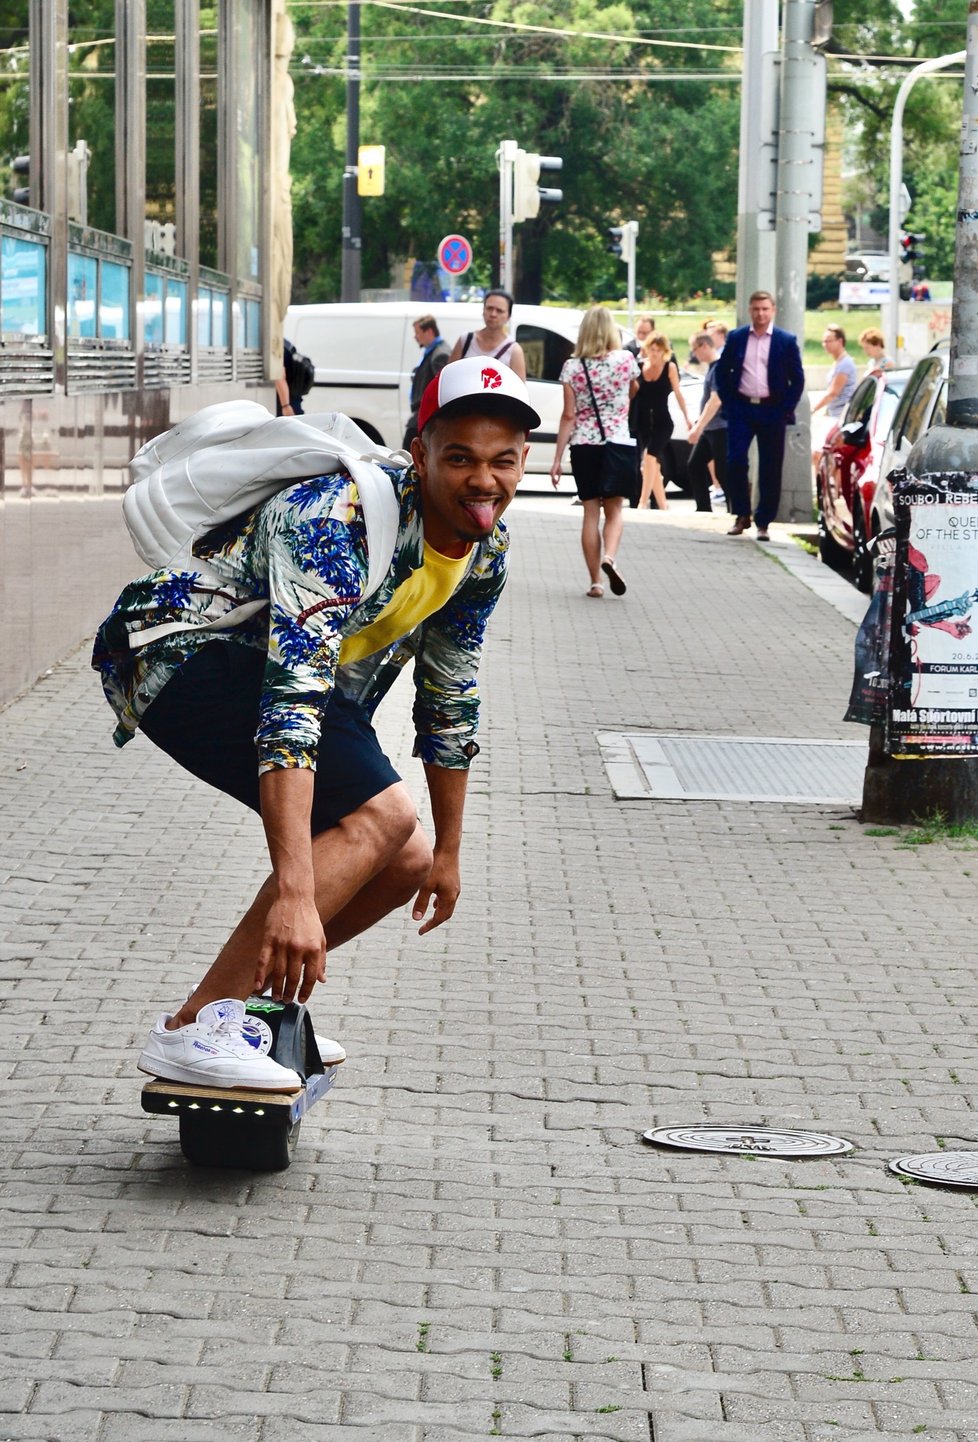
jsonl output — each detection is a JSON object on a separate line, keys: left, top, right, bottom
{"left": 5, "top": 505, "right": 978, "bottom": 1439}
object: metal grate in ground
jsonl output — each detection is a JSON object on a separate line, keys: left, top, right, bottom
{"left": 598, "top": 731, "right": 866, "bottom": 805}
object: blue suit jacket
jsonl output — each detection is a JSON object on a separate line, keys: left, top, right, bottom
{"left": 714, "top": 324, "right": 805, "bottom": 423}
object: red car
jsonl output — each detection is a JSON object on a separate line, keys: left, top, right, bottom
{"left": 816, "top": 368, "right": 911, "bottom": 593}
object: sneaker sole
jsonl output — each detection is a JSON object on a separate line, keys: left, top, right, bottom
{"left": 137, "top": 1057, "right": 301, "bottom": 1094}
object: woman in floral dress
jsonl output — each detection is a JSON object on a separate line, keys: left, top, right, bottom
{"left": 550, "top": 306, "right": 639, "bottom": 598}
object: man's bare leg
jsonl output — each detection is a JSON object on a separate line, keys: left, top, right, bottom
{"left": 325, "top": 821, "right": 433, "bottom": 949}
{"left": 168, "top": 784, "right": 421, "bottom": 1028}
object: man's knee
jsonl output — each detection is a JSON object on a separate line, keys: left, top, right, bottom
{"left": 339, "top": 783, "right": 419, "bottom": 857}
{"left": 392, "top": 824, "right": 434, "bottom": 893}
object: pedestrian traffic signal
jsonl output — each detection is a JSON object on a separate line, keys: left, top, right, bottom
{"left": 607, "top": 221, "right": 637, "bottom": 264}
{"left": 513, "top": 149, "right": 563, "bottom": 223}
{"left": 10, "top": 154, "right": 30, "bottom": 206}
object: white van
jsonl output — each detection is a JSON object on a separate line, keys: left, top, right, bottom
{"left": 284, "top": 300, "right": 586, "bottom": 483}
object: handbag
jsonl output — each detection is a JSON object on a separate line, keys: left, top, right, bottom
{"left": 581, "top": 359, "right": 639, "bottom": 498}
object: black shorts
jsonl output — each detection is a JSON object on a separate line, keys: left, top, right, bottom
{"left": 140, "top": 641, "right": 402, "bottom": 835}
{"left": 569, "top": 443, "right": 635, "bottom": 502}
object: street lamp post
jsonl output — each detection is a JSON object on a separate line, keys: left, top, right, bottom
{"left": 886, "top": 50, "right": 966, "bottom": 363}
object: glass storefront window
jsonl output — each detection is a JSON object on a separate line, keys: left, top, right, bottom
{"left": 68, "top": 2, "right": 117, "bottom": 234}
{"left": 0, "top": 6, "right": 31, "bottom": 207}
{"left": 67, "top": 251, "right": 98, "bottom": 338}
{"left": 145, "top": 0, "right": 177, "bottom": 238}
{"left": 1, "top": 234, "right": 46, "bottom": 337}
{"left": 100, "top": 259, "right": 129, "bottom": 340}
{"left": 197, "top": 284, "right": 229, "bottom": 347}
{"left": 165, "top": 278, "right": 187, "bottom": 344}
{"left": 144, "top": 271, "right": 164, "bottom": 345}
{"left": 239, "top": 297, "right": 260, "bottom": 349}
{"left": 233, "top": 3, "right": 261, "bottom": 282}
{"left": 199, "top": 9, "right": 219, "bottom": 269}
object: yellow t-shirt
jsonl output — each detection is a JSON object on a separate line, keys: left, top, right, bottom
{"left": 338, "top": 541, "right": 472, "bottom": 665}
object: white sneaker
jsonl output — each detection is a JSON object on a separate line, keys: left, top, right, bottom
{"left": 313, "top": 1034, "right": 346, "bottom": 1066}
{"left": 138, "top": 998, "right": 302, "bottom": 1092}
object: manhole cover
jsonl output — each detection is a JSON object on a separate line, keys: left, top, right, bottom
{"left": 643, "top": 1125, "right": 854, "bottom": 1157}
{"left": 598, "top": 731, "right": 865, "bottom": 805}
{"left": 889, "top": 1152, "right": 978, "bottom": 1188}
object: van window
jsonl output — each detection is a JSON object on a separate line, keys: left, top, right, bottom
{"left": 516, "top": 324, "right": 573, "bottom": 383}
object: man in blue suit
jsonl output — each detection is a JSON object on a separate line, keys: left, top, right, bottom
{"left": 714, "top": 291, "right": 806, "bottom": 542}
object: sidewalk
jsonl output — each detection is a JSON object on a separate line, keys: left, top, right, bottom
{"left": 3, "top": 497, "right": 978, "bottom": 1442}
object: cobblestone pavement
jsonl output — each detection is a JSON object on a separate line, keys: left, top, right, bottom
{"left": 3, "top": 497, "right": 978, "bottom": 1442}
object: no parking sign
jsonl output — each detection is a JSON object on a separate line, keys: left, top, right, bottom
{"left": 437, "top": 233, "right": 473, "bottom": 276}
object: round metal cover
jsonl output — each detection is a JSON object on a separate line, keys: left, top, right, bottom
{"left": 642, "top": 1125, "right": 854, "bottom": 1157}
{"left": 889, "top": 1152, "right": 978, "bottom": 1188}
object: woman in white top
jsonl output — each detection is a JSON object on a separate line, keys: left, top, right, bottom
{"left": 550, "top": 306, "right": 639, "bottom": 598}
{"left": 449, "top": 289, "right": 527, "bottom": 380}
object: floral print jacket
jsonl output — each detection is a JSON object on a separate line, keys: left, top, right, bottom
{"left": 92, "top": 466, "right": 509, "bottom": 773}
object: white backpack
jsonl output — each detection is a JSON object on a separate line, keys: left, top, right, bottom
{"left": 121, "top": 401, "right": 406, "bottom": 649}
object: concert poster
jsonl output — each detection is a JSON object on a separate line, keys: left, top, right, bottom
{"left": 888, "top": 471, "right": 978, "bottom": 757}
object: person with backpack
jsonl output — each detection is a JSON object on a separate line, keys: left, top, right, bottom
{"left": 92, "top": 358, "right": 539, "bottom": 1092}
{"left": 275, "top": 337, "right": 315, "bottom": 416}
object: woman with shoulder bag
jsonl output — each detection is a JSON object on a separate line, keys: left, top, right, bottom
{"left": 550, "top": 306, "right": 639, "bottom": 598}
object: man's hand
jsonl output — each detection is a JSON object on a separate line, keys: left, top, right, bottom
{"left": 412, "top": 849, "right": 461, "bottom": 935}
{"left": 254, "top": 889, "right": 326, "bottom": 1003}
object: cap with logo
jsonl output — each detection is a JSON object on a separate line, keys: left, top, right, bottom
{"left": 416, "top": 356, "right": 541, "bottom": 436}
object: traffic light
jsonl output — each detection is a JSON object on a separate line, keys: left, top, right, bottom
{"left": 10, "top": 154, "right": 30, "bottom": 206}
{"left": 513, "top": 148, "right": 562, "bottom": 223}
{"left": 901, "top": 231, "right": 926, "bottom": 267}
{"left": 607, "top": 221, "right": 637, "bottom": 264}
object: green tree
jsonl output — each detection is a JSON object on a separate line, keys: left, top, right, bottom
{"left": 288, "top": 0, "right": 744, "bottom": 303}
{"left": 829, "top": 0, "right": 966, "bottom": 281}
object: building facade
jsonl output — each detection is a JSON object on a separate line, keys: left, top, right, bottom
{"left": 0, "top": 0, "right": 291, "bottom": 706}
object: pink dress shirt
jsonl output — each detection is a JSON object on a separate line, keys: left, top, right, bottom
{"left": 739, "top": 322, "right": 773, "bottom": 399}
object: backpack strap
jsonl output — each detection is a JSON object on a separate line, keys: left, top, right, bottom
{"left": 344, "top": 459, "right": 400, "bottom": 601}
{"left": 494, "top": 340, "right": 513, "bottom": 359}
{"left": 461, "top": 332, "right": 473, "bottom": 357}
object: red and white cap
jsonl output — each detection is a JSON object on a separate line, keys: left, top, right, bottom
{"left": 417, "top": 355, "right": 541, "bottom": 436}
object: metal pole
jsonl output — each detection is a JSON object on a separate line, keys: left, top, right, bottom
{"left": 734, "top": 0, "right": 779, "bottom": 325}
{"left": 949, "top": 21, "right": 978, "bottom": 426}
{"left": 773, "top": 0, "right": 824, "bottom": 523}
{"left": 340, "top": 1, "right": 361, "bottom": 302}
{"left": 627, "top": 221, "right": 637, "bottom": 328}
{"left": 886, "top": 51, "right": 966, "bottom": 364}
{"left": 498, "top": 139, "right": 516, "bottom": 291}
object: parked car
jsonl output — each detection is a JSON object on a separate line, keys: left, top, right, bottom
{"left": 869, "top": 339, "right": 951, "bottom": 541}
{"left": 844, "top": 252, "right": 891, "bottom": 282}
{"left": 816, "top": 367, "right": 912, "bottom": 592}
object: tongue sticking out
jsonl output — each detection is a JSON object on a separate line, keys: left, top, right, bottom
{"left": 464, "top": 500, "right": 496, "bottom": 530}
